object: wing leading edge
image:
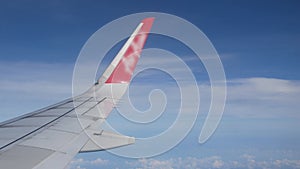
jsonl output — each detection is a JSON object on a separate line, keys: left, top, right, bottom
{"left": 0, "top": 17, "right": 154, "bottom": 169}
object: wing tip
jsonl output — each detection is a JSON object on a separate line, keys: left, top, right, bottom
{"left": 140, "top": 17, "right": 155, "bottom": 33}
{"left": 104, "top": 17, "right": 155, "bottom": 84}
{"left": 142, "top": 17, "right": 155, "bottom": 24}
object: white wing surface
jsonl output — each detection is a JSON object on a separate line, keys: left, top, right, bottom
{"left": 0, "top": 17, "right": 154, "bottom": 169}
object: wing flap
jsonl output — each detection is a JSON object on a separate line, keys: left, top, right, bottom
{"left": 80, "top": 129, "right": 135, "bottom": 152}
{"left": 19, "top": 129, "right": 77, "bottom": 151}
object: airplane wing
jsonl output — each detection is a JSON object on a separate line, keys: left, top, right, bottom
{"left": 0, "top": 17, "right": 154, "bottom": 169}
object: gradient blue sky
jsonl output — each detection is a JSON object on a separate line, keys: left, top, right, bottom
{"left": 0, "top": 1, "right": 300, "bottom": 169}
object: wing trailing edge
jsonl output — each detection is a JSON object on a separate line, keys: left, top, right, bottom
{"left": 79, "top": 130, "right": 135, "bottom": 153}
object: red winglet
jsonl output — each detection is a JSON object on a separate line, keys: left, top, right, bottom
{"left": 105, "top": 17, "right": 155, "bottom": 83}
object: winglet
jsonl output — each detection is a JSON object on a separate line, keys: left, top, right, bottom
{"left": 100, "top": 17, "right": 154, "bottom": 84}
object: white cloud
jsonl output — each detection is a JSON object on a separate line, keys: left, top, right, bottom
{"left": 68, "top": 155, "right": 300, "bottom": 169}
{"left": 75, "top": 166, "right": 86, "bottom": 169}
{"left": 0, "top": 61, "right": 73, "bottom": 121}
{"left": 122, "top": 76, "right": 300, "bottom": 121}
{"left": 237, "top": 154, "right": 300, "bottom": 169}
{"left": 126, "top": 155, "right": 300, "bottom": 169}
{"left": 70, "top": 158, "right": 85, "bottom": 165}
{"left": 127, "top": 156, "right": 225, "bottom": 169}
{"left": 136, "top": 158, "right": 173, "bottom": 169}
{"left": 140, "top": 76, "right": 300, "bottom": 119}
{"left": 0, "top": 61, "right": 73, "bottom": 96}
{"left": 70, "top": 158, "right": 108, "bottom": 166}
{"left": 213, "top": 159, "right": 224, "bottom": 168}
{"left": 194, "top": 77, "right": 300, "bottom": 119}
{"left": 273, "top": 159, "right": 300, "bottom": 168}
{"left": 69, "top": 157, "right": 108, "bottom": 169}
{"left": 225, "top": 77, "right": 300, "bottom": 118}
{"left": 90, "top": 158, "right": 109, "bottom": 165}
{"left": 4, "top": 59, "right": 299, "bottom": 120}
{"left": 228, "top": 78, "right": 300, "bottom": 102}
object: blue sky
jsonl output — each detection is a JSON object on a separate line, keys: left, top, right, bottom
{"left": 0, "top": 0, "right": 300, "bottom": 169}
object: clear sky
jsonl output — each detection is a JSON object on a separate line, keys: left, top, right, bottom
{"left": 0, "top": 0, "right": 300, "bottom": 169}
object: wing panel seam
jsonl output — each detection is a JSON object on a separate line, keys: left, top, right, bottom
{"left": 0, "top": 97, "right": 93, "bottom": 151}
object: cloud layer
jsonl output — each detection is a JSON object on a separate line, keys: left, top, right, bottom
{"left": 69, "top": 155, "right": 300, "bottom": 169}
{"left": 225, "top": 77, "right": 300, "bottom": 118}
{"left": 0, "top": 61, "right": 73, "bottom": 121}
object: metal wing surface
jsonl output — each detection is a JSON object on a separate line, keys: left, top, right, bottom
{"left": 0, "top": 17, "right": 154, "bottom": 169}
